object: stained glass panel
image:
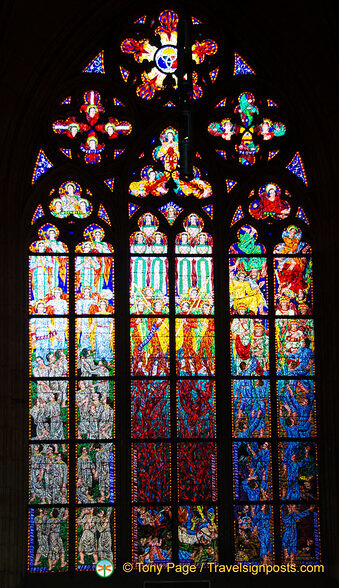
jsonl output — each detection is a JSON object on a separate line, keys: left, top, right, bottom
{"left": 274, "top": 257, "right": 313, "bottom": 315}
{"left": 76, "top": 507, "right": 115, "bottom": 570}
{"left": 131, "top": 380, "right": 170, "bottom": 438}
{"left": 178, "top": 505, "right": 218, "bottom": 563}
{"left": 178, "top": 442, "right": 217, "bottom": 501}
{"left": 28, "top": 507, "right": 69, "bottom": 572}
{"left": 177, "top": 380, "right": 216, "bottom": 439}
{"left": 275, "top": 319, "right": 314, "bottom": 376}
{"left": 29, "top": 444, "right": 68, "bottom": 504}
{"left": 234, "top": 505, "right": 274, "bottom": 564}
{"left": 229, "top": 257, "right": 267, "bottom": 315}
{"left": 76, "top": 443, "right": 115, "bottom": 503}
{"left": 132, "top": 506, "right": 172, "bottom": 564}
{"left": 76, "top": 380, "right": 114, "bottom": 440}
{"left": 176, "top": 318, "right": 215, "bottom": 376}
{"left": 233, "top": 441, "right": 272, "bottom": 500}
{"left": 231, "top": 379, "right": 270, "bottom": 438}
{"left": 278, "top": 441, "right": 318, "bottom": 501}
{"left": 30, "top": 381, "right": 69, "bottom": 440}
{"left": 280, "top": 505, "right": 320, "bottom": 563}
{"left": 230, "top": 318, "right": 269, "bottom": 375}
{"left": 132, "top": 442, "right": 171, "bottom": 502}
{"left": 277, "top": 380, "right": 316, "bottom": 438}
{"left": 130, "top": 318, "right": 169, "bottom": 376}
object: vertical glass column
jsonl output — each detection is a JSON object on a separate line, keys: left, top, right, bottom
{"left": 229, "top": 224, "right": 274, "bottom": 564}
{"left": 175, "top": 214, "right": 218, "bottom": 564}
{"left": 74, "top": 225, "right": 116, "bottom": 571}
{"left": 129, "top": 213, "right": 172, "bottom": 565}
{"left": 28, "top": 224, "right": 70, "bottom": 572}
{"left": 274, "top": 225, "right": 321, "bottom": 565}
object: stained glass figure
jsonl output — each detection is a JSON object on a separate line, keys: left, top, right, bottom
{"left": 176, "top": 318, "right": 215, "bottom": 377}
{"left": 76, "top": 380, "right": 114, "bottom": 440}
{"left": 177, "top": 380, "right": 216, "bottom": 438}
{"left": 277, "top": 380, "right": 316, "bottom": 438}
{"left": 131, "top": 380, "right": 170, "bottom": 438}
{"left": 178, "top": 505, "right": 218, "bottom": 563}
{"left": 234, "top": 505, "right": 274, "bottom": 564}
{"left": 76, "top": 443, "right": 114, "bottom": 503}
{"left": 49, "top": 181, "right": 92, "bottom": 220}
{"left": 175, "top": 214, "right": 212, "bottom": 254}
{"left": 229, "top": 225, "right": 265, "bottom": 255}
{"left": 130, "top": 213, "right": 167, "bottom": 254}
{"left": 233, "top": 53, "right": 255, "bottom": 75}
{"left": 76, "top": 507, "right": 115, "bottom": 570}
{"left": 278, "top": 441, "right": 318, "bottom": 501}
{"left": 249, "top": 183, "right": 291, "bottom": 222}
{"left": 230, "top": 318, "right": 269, "bottom": 376}
{"left": 52, "top": 91, "right": 131, "bottom": 164}
{"left": 75, "top": 256, "right": 114, "bottom": 312}
{"left": 75, "top": 225, "right": 114, "bottom": 253}
{"left": 275, "top": 319, "right": 314, "bottom": 377}
{"left": 178, "top": 442, "right": 217, "bottom": 501}
{"left": 208, "top": 95, "right": 286, "bottom": 166}
{"left": 159, "top": 201, "right": 183, "bottom": 224}
{"left": 130, "top": 317, "right": 169, "bottom": 377}
{"left": 30, "top": 381, "right": 68, "bottom": 440}
{"left": 31, "top": 204, "right": 44, "bottom": 224}
{"left": 130, "top": 257, "right": 169, "bottom": 314}
{"left": 28, "top": 507, "right": 69, "bottom": 572}
{"left": 132, "top": 507, "right": 172, "bottom": 564}
{"left": 274, "top": 256, "right": 313, "bottom": 315}
{"left": 280, "top": 504, "right": 320, "bottom": 564}
{"left": 274, "top": 225, "right": 311, "bottom": 255}
{"left": 233, "top": 441, "right": 272, "bottom": 500}
{"left": 30, "top": 224, "right": 68, "bottom": 253}
{"left": 132, "top": 442, "right": 171, "bottom": 501}
{"left": 120, "top": 10, "right": 217, "bottom": 101}
{"left": 29, "top": 317, "right": 69, "bottom": 375}
{"left": 232, "top": 379, "right": 270, "bottom": 438}
{"left": 32, "top": 150, "right": 53, "bottom": 184}
{"left": 29, "top": 255, "right": 68, "bottom": 313}
{"left": 76, "top": 317, "right": 114, "bottom": 374}
{"left": 129, "top": 128, "right": 212, "bottom": 199}
{"left": 229, "top": 257, "right": 267, "bottom": 315}
{"left": 29, "top": 444, "right": 68, "bottom": 504}
{"left": 176, "top": 257, "right": 213, "bottom": 313}
{"left": 286, "top": 152, "right": 308, "bottom": 185}
{"left": 83, "top": 51, "right": 105, "bottom": 74}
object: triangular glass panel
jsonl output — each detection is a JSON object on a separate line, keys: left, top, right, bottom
{"left": 104, "top": 178, "right": 115, "bottom": 191}
{"left": 226, "top": 178, "right": 237, "bottom": 192}
{"left": 120, "top": 66, "right": 130, "bottom": 82}
{"left": 98, "top": 204, "right": 111, "bottom": 225}
{"left": 209, "top": 68, "right": 219, "bottom": 83}
{"left": 60, "top": 96, "right": 71, "bottom": 105}
{"left": 230, "top": 205, "right": 244, "bottom": 227}
{"left": 233, "top": 53, "right": 255, "bottom": 75}
{"left": 286, "top": 152, "right": 308, "bottom": 185}
{"left": 296, "top": 206, "right": 310, "bottom": 225}
{"left": 128, "top": 203, "right": 141, "bottom": 218}
{"left": 31, "top": 204, "right": 44, "bottom": 225}
{"left": 215, "top": 97, "right": 227, "bottom": 108}
{"left": 59, "top": 148, "right": 72, "bottom": 159}
{"left": 268, "top": 150, "right": 279, "bottom": 160}
{"left": 202, "top": 205, "right": 213, "bottom": 219}
{"left": 83, "top": 51, "right": 105, "bottom": 74}
{"left": 216, "top": 150, "right": 227, "bottom": 160}
{"left": 32, "top": 149, "right": 53, "bottom": 184}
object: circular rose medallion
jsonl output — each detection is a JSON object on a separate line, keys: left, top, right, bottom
{"left": 155, "top": 45, "right": 177, "bottom": 74}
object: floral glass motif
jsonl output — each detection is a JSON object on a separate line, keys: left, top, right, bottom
{"left": 129, "top": 127, "right": 212, "bottom": 199}
{"left": 208, "top": 92, "right": 286, "bottom": 166}
{"left": 53, "top": 90, "right": 132, "bottom": 164}
{"left": 49, "top": 181, "right": 92, "bottom": 219}
{"left": 249, "top": 183, "right": 291, "bottom": 222}
{"left": 120, "top": 10, "right": 217, "bottom": 101}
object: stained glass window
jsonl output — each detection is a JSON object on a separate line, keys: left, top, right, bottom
{"left": 26, "top": 6, "right": 321, "bottom": 577}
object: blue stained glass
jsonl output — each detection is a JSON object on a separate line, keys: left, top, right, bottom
{"left": 31, "top": 205, "right": 44, "bottom": 224}
{"left": 233, "top": 53, "right": 255, "bottom": 75}
{"left": 296, "top": 206, "right": 310, "bottom": 225}
{"left": 83, "top": 51, "right": 105, "bottom": 73}
{"left": 104, "top": 178, "right": 114, "bottom": 191}
{"left": 230, "top": 206, "right": 244, "bottom": 227}
{"left": 32, "top": 150, "right": 53, "bottom": 184}
{"left": 286, "top": 152, "right": 308, "bottom": 185}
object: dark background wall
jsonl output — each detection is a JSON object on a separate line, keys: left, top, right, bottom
{"left": 0, "top": 1, "right": 338, "bottom": 587}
